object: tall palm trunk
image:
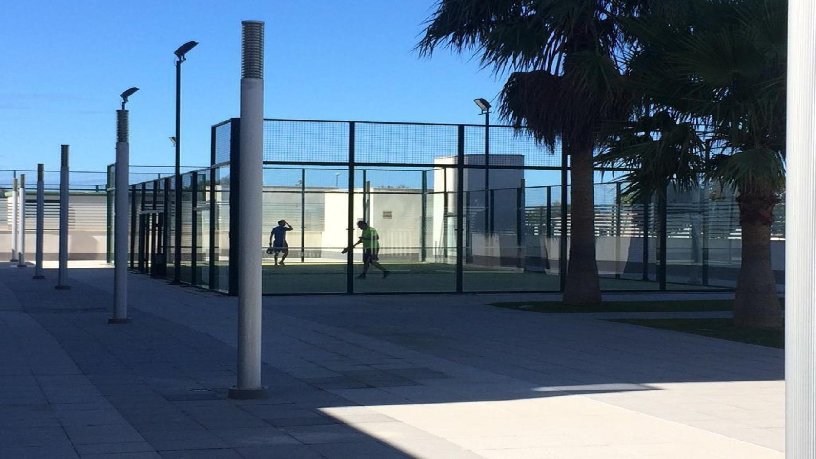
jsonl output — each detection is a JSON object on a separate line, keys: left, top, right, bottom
{"left": 733, "top": 190, "right": 782, "bottom": 328}
{"left": 563, "top": 144, "right": 602, "bottom": 305}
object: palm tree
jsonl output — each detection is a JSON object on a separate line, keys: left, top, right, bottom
{"left": 597, "top": 111, "right": 705, "bottom": 202}
{"left": 418, "top": 0, "right": 638, "bottom": 305}
{"left": 608, "top": 0, "right": 786, "bottom": 327}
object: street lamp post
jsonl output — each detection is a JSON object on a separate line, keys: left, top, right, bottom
{"left": 110, "top": 87, "right": 138, "bottom": 324}
{"left": 230, "top": 20, "right": 265, "bottom": 400}
{"left": 474, "top": 98, "right": 491, "bottom": 235}
{"left": 172, "top": 40, "right": 198, "bottom": 284}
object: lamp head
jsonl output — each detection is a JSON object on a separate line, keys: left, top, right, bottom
{"left": 169, "top": 136, "right": 177, "bottom": 146}
{"left": 175, "top": 40, "right": 199, "bottom": 60}
{"left": 120, "top": 87, "right": 139, "bottom": 109}
{"left": 474, "top": 98, "right": 491, "bottom": 113}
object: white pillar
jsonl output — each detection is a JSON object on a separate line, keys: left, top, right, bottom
{"left": 55, "top": 146, "right": 70, "bottom": 290}
{"left": 17, "top": 174, "right": 26, "bottom": 267}
{"left": 110, "top": 110, "right": 131, "bottom": 324}
{"left": 9, "top": 177, "right": 17, "bottom": 262}
{"left": 786, "top": 1, "right": 816, "bottom": 457}
{"left": 33, "top": 165, "right": 44, "bottom": 278}
{"left": 229, "top": 20, "right": 265, "bottom": 400}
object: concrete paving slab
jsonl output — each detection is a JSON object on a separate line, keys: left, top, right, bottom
{"left": 310, "top": 439, "right": 414, "bottom": 458}
{"left": 0, "top": 445, "right": 79, "bottom": 459}
{"left": 282, "top": 424, "right": 372, "bottom": 444}
{"left": 74, "top": 441, "right": 156, "bottom": 455}
{"left": 211, "top": 427, "right": 300, "bottom": 447}
{"left": 0, "top": 264, "right": 785, "bottom": 458}
{"left": 156, "top": 450, "right": 239, "bottom": 459}
{"left": 235, "top": 444, "right": 323, "bottom": 459}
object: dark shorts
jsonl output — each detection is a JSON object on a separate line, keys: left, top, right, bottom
{"left": 270, "top": 242, "right": 288, "bottom": 253}
{"left": 363, "top": 248, "right": 379, "bottom": 263}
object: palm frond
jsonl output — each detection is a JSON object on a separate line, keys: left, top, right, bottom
{"left": 708, "top": 148, "right": 785, "bottom": 194}
{"left": 597, "top": 111, "right": 705, "bottom": 201}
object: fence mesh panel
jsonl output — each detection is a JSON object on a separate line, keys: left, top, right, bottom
{"left": 214, "top": 122, "right": 232, "bottom": 164}
{"left": 355, "top": 122, "right": 459, "bottom": 165}
{"left": 463, "top": 125, "right": 561, "bottom": 167}
{"left": 263, "top": 120, "right": 349, "bottom": 163}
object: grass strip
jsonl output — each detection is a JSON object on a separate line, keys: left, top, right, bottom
{"left": 609, "top": 318, "right": 783, "bottom": 348}
{"left": 491, "top": 300, "right": 733, "bottom": 313}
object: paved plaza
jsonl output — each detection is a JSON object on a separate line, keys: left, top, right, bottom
{"left": 0, "top": 262, "right": 783, "bottom": 458}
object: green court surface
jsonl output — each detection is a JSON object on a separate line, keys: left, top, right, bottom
{"left": 170, "top": 262, "right": 721, "bottom": 294}
{"left": 161, "top": 259, "right": 728, "bottom": 295}
{"left": 257, "top": 262, "right": 716, "bottom": 294}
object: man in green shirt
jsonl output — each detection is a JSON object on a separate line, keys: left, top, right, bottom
{"left": 342, "top": 220, "right": 390, "bottom": 279}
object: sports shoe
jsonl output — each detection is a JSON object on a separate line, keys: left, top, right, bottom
{"left": 382, "top": 270, "right": 390, "bottom": 279}
{"left": 356, "top": 274, "right": 367, "bottom": 279}
{"left": 279, "top": 261, "right": 285, "bottom": 266}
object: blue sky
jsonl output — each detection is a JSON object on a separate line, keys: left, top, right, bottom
{"left": 0, "top": 1, "right": 506, "bottom": 173}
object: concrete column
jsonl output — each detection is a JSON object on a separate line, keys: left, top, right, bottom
{"left": 110, "top": 110, "right": 131, "bottom": 324}
{"left": 33, "top": 165, "right": 45, "bottom": 278}
{"left": 787, "top": 1, "right": 816, "bottom": 456}
{"left": 55, "top": 146, "right": 70, "bottom": 290}
{"left": 229, "top": 20, "right": 265, "bottom": 400}
{"left": 17, "top": 174, "right": 26, "bottom": 267}
{"left": 9, "top": 177, "right": 17, "bottom": 262}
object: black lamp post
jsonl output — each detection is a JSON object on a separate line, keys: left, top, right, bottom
{"left": 172, "top": 40, "right": 198, "bottom": 283}
{"left": 474, "top": 98, "right": 491, "bottom": 234}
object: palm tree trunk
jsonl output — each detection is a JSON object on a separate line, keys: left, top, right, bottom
{"left": 563, "top": 146, "right": 601, "bottom": 305}
{"left": 733, "top": 191, "right": 781, "bottom": 328}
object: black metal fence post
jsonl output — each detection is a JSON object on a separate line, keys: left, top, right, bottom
{"left": 658, "top": 185, "right": 668, "bottom": 290}
{"left": 130, "top": 185, "right": 137, "bottom": 269}
{"left": 191, "top": 172, "right": 198, "bottom": 285}
{"left": 228, "top": 118, "right": 241, "bottom": 295}
{"left": 456, "top": 125, "right": 465, "bottom": 293}
{"left": 546, "top": 186, "right": 552, "bottom": 238}
{"left": 106, "top": 164, "right": 114, "bottom": 264}
{"left": 163, "top": 177, "right": 171, "bottom": 279}
{"left": 615, "top": 182, "right": 622, "bottom": 279}
{"left": 300, "top": 168, "right": 306, "bottom": 263}
{"left": 642, "top": 194, "right": 650, "bottom": 281}
{"left": 151, "top": 179, "right": 158, "bottom": 273}
{"left": 362, "top": 169, "right": 368, "bottom": 224}
{"left": 702, "top": 189, "right": 710, "bottom": 286}
{"left": 138, "top": 183, "right": 146, "bottom": 272}
{"left": 421, "top": 170, "right": 428, "bottom": 262}
{"left": 517, "top": 178, "right": 525, "bottom": 268}
{"left": 347, "top": 122, "right": 356, "bottom": 294}
{"left": 209, "top": 126, "right": 217, "bottom": 289}
{"left": 443, "top": 167, "right": 449, "bottom": 260}
{"left": 559, "top": 149, "right": 568, "bottom": 292}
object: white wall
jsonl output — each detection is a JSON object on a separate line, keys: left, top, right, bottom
{"left": 1, "top": 192, "right": 107, "bottom": 260}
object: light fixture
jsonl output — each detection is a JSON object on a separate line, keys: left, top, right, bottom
{"left": 474, "top": 98, "right": 491, "bottom": 113}
{"left": 120, "top": 87, "right": 139, "bottom": 109}
{"left": 174, "top": 40, "right": 199, "bottom": 61}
